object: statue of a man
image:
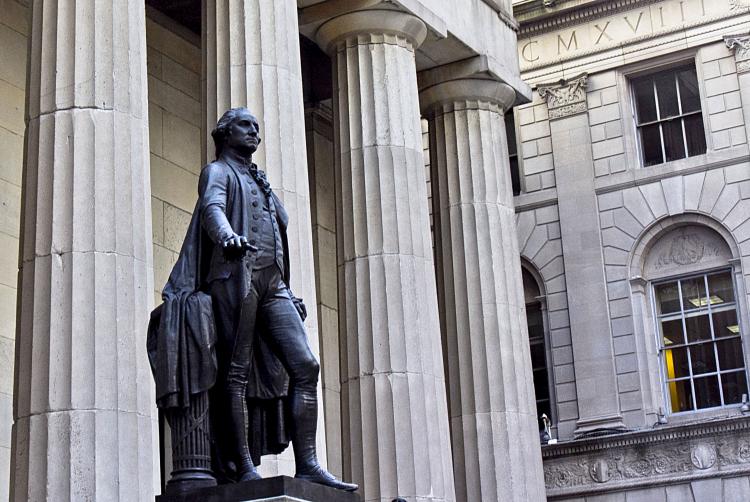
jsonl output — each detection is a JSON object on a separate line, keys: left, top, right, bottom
{"left": 148, "top": 107, "right": 357, "bottom": 493}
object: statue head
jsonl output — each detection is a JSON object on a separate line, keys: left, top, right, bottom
{"left": 211, "top": 107, "right": 262, "bottom": 159}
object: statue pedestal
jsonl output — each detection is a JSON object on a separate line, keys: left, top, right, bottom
{"left": 155, "top": 476, "right": 361, "bottom": 502}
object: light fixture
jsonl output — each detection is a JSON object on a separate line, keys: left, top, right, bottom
{"left": 688, "top": 295, "right": 723, "bottom": 308}
{"left": 657, "top": 407, "right": 668, "bottom": 425}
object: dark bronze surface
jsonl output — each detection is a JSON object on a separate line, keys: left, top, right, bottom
{"left": 148, "top": 108, "right": 356, "bottom": 495}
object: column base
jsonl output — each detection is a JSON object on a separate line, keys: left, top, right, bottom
{"left": 156, "top": 476, "right": 361, "bottom": 502}
{"left": 574, "top": 415, "right": 628, "bottom": 438}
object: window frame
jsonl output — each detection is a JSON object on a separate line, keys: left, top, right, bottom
{"left": 521, "top": 263, "right": 557, "bottom": 433}
{"left": 618, "top": 53, "right": 712, "bottom": 172}
{"left": 629, "top": 62, "right": 708, "bottom": 168}
{"left": 650, "top": 267, "right": 750, "bottom": 416}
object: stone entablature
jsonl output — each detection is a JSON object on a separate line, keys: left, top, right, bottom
{"left": 542, "top": 416, "right": 750, "bottom": 498}
{"left": 516, "top": 0, "right": 750, "bottom": 75}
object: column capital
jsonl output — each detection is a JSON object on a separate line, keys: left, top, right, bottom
{"left": 315, "top": 8, "right": 428, "bottom": 54}
{"left": 419, "top": 78, "right": 516, "bottom": 116}
{"left": 725, "top": 33, "right": 750, "bottom": 73}
{"left": 537, "top": 73, "right": 589, "bottom": 120}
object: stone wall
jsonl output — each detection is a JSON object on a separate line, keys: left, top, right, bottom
{"left": 305, "top": 105, "right": 342, "bottom": 479}
{"left": 518, "top": 94, "right": 556, "bottom": 193}
{"left": 516, "top": 204, "right": 578, "bottom": 439}
{"left": 146, "top": 12, "right": 202, "bottom": 307}
{"left": 0, "top": 1, "right": 27, "bottom": 500}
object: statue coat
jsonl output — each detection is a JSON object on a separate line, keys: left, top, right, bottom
{"left": 147, "top": 157, "right": 295, "bottom": 462}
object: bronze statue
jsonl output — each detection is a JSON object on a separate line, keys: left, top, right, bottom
{"left": 147, "top": 108, "right": 357, "bottom": 494}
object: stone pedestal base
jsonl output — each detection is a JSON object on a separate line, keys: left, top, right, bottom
{"left": 156, "top": 476, "right": 360, "bottom": 502}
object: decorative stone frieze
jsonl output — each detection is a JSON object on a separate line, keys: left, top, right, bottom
{"left": 725, "top": 34, "right": 750, "bottom": 73}
{"left": 542, "top": 416, "right": 750, "bottom": 498}
{"left": 538, "top": 74, "right": 588, "bottom": 119}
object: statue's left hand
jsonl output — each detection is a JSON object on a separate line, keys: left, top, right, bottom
{"left": 291, "top": 295, "right": 307, "bottom": 321}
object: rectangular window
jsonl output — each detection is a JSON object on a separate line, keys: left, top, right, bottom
{"left": 632, "top": 64, "right": 707, "bottom": 167}
{"left": 505, "top": 111, "right": 521, "bottom": 196}
{"left": 654, "top": 270, "right": 748, "bottom": 414}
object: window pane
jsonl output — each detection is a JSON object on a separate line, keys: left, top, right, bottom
{"left": 685, "top": 313, "right": 711, "bottom": 343}
{"left": 721, "top": 371, "right": 748, "bottom": 405}
{"left": 505, "top": 112, "right": 517, "bottom": 156}
{"left": 641, "top": 124, "right": 664, "bottom": 166}
{"left": 662, "top": 318, "right": 684, "bottom": 346}
{"left": 510, "top": 156, "right": 521, "bottom": 196}
{"left": 689, "top": 343, "right": 717, "bottom": 374}
{"left": 634, "top": 78, "right": 658, "bottom": 123}
{"left": 665, "top": 347, "right": 690, "bottom": 379}
{"left": 668, "top": 379, "right": 694, "bottom": 412}
{"left": 655, "top": 72, "right": 680, "bottom": 119}
{"left": 713, "top": 309, "right": 739, "bottom": 339}
{"left": 694, "top": 375, "right": 722, "bottom": 409}
{"left": 708, "top": 272, "right": 735, "bottom": 305}
{"left": 717, "top": 338, "right": 745, "bottom": 370}
{"left": 677, "top": 67, "right": 701, "bottom": 113}
{"left": 663, "top": 120, "right": 687, "bottom": 162}
{"left": 681, "top": 277, "right": 707, "bottom": 310}
{"left": 684, "top": 114, "right": 707, "bottom": 157}
{"left": 533, "top": 368, "right": 550, "bottom": 401}
{"left": 530, "top": 341, "right": 546, "bottom": 368}
{"left": 656, "top": 282, "right": 680, "bottom": 314}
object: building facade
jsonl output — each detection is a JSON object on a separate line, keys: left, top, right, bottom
{"left": 512, "top": 0, "right": 750, "bottom": 500}
{"left": 0, "top": 0, "right": 748, "bottom": 501}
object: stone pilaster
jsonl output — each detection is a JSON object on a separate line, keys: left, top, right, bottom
{"left": 315, "top": 10, "right": 456, "bottom": 501}
{"left": 539, "top": 75, "right": 626, "bottom": 437}
{"left": 202, "top": 0, "right": 324, "bottom": 476}
{"left": 12, "top": 2, "right": 156, "bottom": 501}
{"left": 725, "top": 34, "right": 750, "bottom": 146}
{"left": 421, "top": 78, "right": 547, "bottom": 502}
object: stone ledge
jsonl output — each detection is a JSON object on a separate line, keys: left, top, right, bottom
{"left": 156, "top": 476, "right": 361, "bottom": 502}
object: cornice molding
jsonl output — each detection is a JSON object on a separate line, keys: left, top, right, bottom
{"left": 517, "top": 0, "right": 662, "bottom": 37}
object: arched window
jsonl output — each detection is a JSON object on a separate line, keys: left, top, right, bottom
{"left": 522, "top": 267, "right": 554, "bottom": 432}
{"left": 642, "top": 224, "right": 749, "bottom": 414}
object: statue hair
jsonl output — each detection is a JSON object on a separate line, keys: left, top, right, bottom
{"left": 211, "top": 107, "right": 251, "bottom": 159}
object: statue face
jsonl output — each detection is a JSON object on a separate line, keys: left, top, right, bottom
{"left": 226, "top": 110, "right": 261, "bottom": 154}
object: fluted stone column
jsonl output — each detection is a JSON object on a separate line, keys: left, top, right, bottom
{"left": 202, "top": 0, "right": 325, "bottom": 476}
{"left": 11, "top": 2, "right": 156, "bottom": 501}
{"left": 316, "top": 10, "right": 456, "bottom": 502}
{"left": 421, "top": 79, "right": 547, "bottom": 502}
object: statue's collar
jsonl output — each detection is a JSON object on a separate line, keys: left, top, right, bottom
{"left": 220, "top": 150, "right": 256, "bottom": 172}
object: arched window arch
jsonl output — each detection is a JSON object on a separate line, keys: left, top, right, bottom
{"left": 630, "top": 216, "right": 750, "bottom": 416}
{"left": 521, "top": 263, "right": 556, "bottom": 436}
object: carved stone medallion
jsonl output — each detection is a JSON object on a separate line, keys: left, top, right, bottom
{"left": 691, "top": 444, "right": 717, "bottom": 470}
{"left": 589, "top": 459, "right": 611, "bottom": 483}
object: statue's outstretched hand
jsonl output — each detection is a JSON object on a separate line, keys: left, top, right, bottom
{"left": 222, "top": 233, "right": 257, "bottom": 259}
